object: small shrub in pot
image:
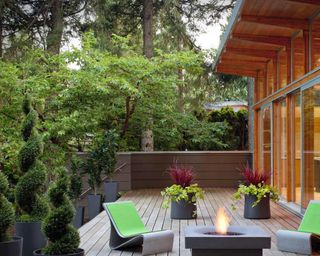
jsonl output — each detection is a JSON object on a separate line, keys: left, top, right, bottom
{"left": 0, "top": 172, "right": 23, "bottom": 256}
{"left": 161, "top": 164, "right": 204, "bottom": 219}
{"left": 68, "top": 156, "right": 84, "bottom": 229}
{"left": 15, "top": 94, "right": 49, "bottom": 256}
{"left": 34, "top": 167, "right": 84, "bottom": 256}
{"left": 232, "top": 163, "right": 279, "bottom": 219}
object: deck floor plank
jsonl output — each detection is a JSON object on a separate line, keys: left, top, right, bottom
{"left": 79, "top": 188, "right": 318, "bottom": 256}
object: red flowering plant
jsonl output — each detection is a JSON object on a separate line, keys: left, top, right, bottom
{"left": 232, "top": 163, "right": 279, "bottom": 209}
{"left": 161, "top": 164, "right": 204, "bottom": 208}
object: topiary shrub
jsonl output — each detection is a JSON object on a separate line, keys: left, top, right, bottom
{"left": 42, "top": 167, "right": 80, "bottom": 255}
{"left": 0, "top": 172, "right": 15, "bottom": 242}
{"left": 15, "top": 94, "right": 49, "bottom": 221}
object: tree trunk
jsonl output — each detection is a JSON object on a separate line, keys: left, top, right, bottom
{"left": 143, "top": 0, "right": 153, "bottom": 58}
{"left": 177, "top": 38, "right": 184, "bottom": 112}
{"left": 47, "top": 0, "right": 63, "bottom": 54}
{"left": 141, "top": 0, "right": 154, "bottom": 151}
{"left": 0, "top": 1, "right": 3, "bottom": 58}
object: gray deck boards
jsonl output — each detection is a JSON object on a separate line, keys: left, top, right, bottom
{"left": 79, "top": 188, "right": 315, "bottom": 256}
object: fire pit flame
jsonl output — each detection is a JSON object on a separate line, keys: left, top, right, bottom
{"left": 214, "top": 207, "right": 231, "bottom": 235}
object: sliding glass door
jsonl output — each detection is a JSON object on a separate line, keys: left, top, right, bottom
{"left": 302, "top": 84, "right": 320, "bottom": 208}
{"left": 260, "top": 106, "right": 272, "bottom": 177}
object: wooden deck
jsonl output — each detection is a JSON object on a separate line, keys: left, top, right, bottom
{"left": 79, "top": 188, "right": 312, "bottom": 256}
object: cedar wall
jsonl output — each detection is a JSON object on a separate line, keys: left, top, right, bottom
{"left": 116, "top": 151, "right": 252, "bottom": 190}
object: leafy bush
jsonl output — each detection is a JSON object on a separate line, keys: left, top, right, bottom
{"left": 232, "top": 183, "right": 280, "bottom": 208}
{"left": 208, "top": 107, "right": 248, "bottom": 150}
{"left": 232, "top": 164, "right": 279, "bottom": 209}
{"left": 161, "top": 164, "right": 204, "bottom": 208}
{"left": 0, "top": 172, "right": 15, "bottom": 242}
{"left": 84, "top": 130, "right": 119, "bottom": 194}
{"left": 15, "top": 94, "right": 48, "bottom": 222}
{"left": 42, "top": 167, "right": 80, "bottom": 255}
{"left": 161, "top": 184, "right": 204, "bottom": 209}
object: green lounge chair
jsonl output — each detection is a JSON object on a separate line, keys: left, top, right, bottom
{"left": 276, "top": 200, "right": 320, "bottom": 255}
{"left": 103, "top": 201, "right": 174, "bottom": 255}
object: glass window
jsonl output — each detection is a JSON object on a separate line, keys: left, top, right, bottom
{"left": 293, "top": 93, "right": 301, "bottom": 205}
{"left": 302, "top": 85, "right": 320, "bottom": 208}
{"left": 279, "top": 99, "right": 287, "bottom": 199}
{"left": 261, "top": 107, "right": 272, "bottom": 177}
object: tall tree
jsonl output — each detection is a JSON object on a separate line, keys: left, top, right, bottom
{"left": 1, "top": 0, "right": 88, "bottom": 55}
{"left": 141, "top": 0, "right": 154, "bottom": 151}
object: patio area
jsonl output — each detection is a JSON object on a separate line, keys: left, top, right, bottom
{"left": 79, "top": 188, "right": 306, "bottom": 256}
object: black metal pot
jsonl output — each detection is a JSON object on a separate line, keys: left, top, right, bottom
{"left": 171, "top": 195, "right": 197, "bottom": 219}
{"left": 72, "top": 206, "right": 85, "bottom": 229}
{"left": 244, "top": 194, "right": 270, "bottom": 219}
{"left": 33, "top": 248, "right": 85, "bottom": 256}
{"left": 103, "top": 181, "right": 118, "bottom": 202}
{"left": 0, "top": 236, "right": 23, "bottom": 256}
{"left": 15, "top": 221, "right": 46, "bottom": 256}
{"left": 87, "top": 194, "right": 102, "bottom": 220}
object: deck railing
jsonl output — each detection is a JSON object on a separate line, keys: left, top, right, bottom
{"left": 79, "top": 163, "right": 127, "bottom": 199}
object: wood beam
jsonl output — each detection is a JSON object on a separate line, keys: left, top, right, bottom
{"left": 220, "top": 59, "right": 267, "bottom": 68}
{"left": 241, "top": 15, "right": 309, "bottom": 30}
{"left": 226, "top": 47, "right": 277, "bottom": 59}
{"left": 232, "top": 33, "right": 291, "bottom": 47}
{"left": 221, "top": 57, "right": 267, "bottom": 64}
{"left": 286, "top": 0, "right": 320, "bottom": 5}
{"left": 216, "top": 67, "right": 257, "bottom": 77}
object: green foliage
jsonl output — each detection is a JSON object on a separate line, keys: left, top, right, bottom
{"left": 161, "top": 184, "right": 204, "bottom": 209}
{"left": 15, "top": 95, "right": 48, "bottom": 222}
{"left": 42, "top": 167, "right": 80, "bottom": 255}
{"left": 91, "top": 131, "right": 119, "bottom": 179}
{"left": 208, "top": 107, "right": 248, "bottom": 150}
{"left": 68, "top": 155, "right": 83, "bottom": 203}
{"left": 0, "top": 33, "right": 248, "bottom": 164}
{"left": 84, "top": 130, "right": 119, "bottom": 194}
{"left": 232, "top": 183, "right": 280, "bottom": 210}
{"left": 0, "top": 172, "right": 15, "bottom": 242}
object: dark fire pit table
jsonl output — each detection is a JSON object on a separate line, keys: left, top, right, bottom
{"left": 185, "top": 225, "right": 271, "bottom": 256}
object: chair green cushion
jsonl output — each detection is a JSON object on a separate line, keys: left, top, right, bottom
{"left": 104, "top": 202, "right": 149, "bottom": 237}
{"left": 298, "top": 202, "right": 320, "bottom": 235}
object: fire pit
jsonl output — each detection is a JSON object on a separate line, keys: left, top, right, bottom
{"left": 185, "top": 208, "right": 271, "bottom": 256}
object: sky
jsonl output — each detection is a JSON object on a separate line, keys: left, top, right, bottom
{"left": 194, "top": 22, "right": 225, "bottom": 50}
{"left": 65, "top": 21, "right": 226, "bottom": 52}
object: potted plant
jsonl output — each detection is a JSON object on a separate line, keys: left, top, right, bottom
{"left": 94, "top": 130, "right": 119, "bottom": 202}
{"left": 232, "top": 163, "right": 280, "bottom": 219}
{"left": 84, "top": 155, "right": 103, "bottom": 220}
{"left": 34, "top": 167, "right": 84, "bottom": 256}
{"left": 15, "top": 95, "right": 49, "bottom": 256}
{"left": 0, "top": 172, "right": 23, "bottom": 256}
{"left": 161, "top": 164, "right": 204, "bottom": 219}
{"left": 68, "top": 155, "right": 84, "bottom": 229}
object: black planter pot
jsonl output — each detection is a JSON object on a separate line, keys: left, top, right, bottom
{"left": 244, "top": 194, "right": 270, "bottom": 219}
{"left": 171, "top": 198, "right": 197, "bottom": 219}
{"left": 0, "top": 236, "right": 23, "bottom": 256}
{"left": 72, "top": 206, "right": 85, "bottom": 229}
{"left": 15, "top": 221, "right": 46, "bottom": 256}
{"left": 87, "top": 194, "right": 102, "bottom": 220}
{"left": 33, "top": 248, "right": 85, "bottom": 256}
{"left": 103, "top": 181, "right": 118, "bottom": 202}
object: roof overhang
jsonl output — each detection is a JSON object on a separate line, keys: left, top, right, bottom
{"left": 213, "top": 0, "right": 320, "bottom": 77}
